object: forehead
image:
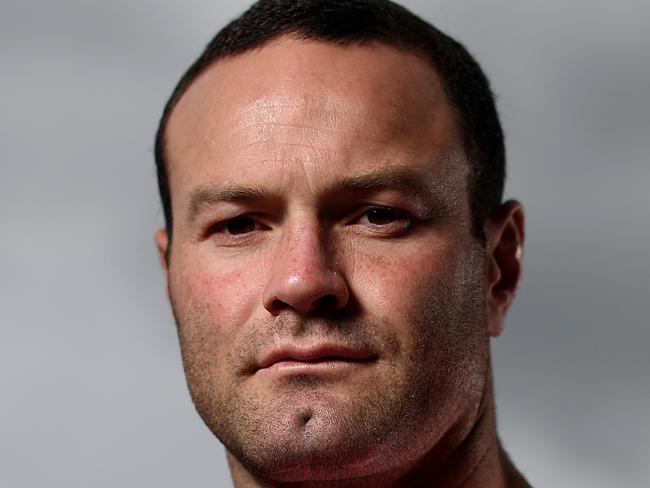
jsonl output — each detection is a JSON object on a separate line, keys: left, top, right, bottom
{"left": 165, "top": 36, "right": 466, "bottom": 207}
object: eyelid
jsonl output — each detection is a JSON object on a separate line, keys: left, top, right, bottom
{"left": 202, "top": 213, "right": 270, "bottom": 240}
{"left": 344, "top": 205, "right": 415, "bottom": 238}
{"left": 347, "top": 204, "right": 408, "bottom": 222}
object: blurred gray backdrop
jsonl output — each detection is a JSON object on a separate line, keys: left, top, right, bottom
{"left": 1, "top": 1, "right": 648, "bottom": 486}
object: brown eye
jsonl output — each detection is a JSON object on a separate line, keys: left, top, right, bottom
{"left": 225, "top": 217, "right": 256, "bottom": 235}
{"left": 366, "top": 207, "right": 397, "bottom": 225}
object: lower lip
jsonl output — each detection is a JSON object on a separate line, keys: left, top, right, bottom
{"left": 258, "top": 359, "right": 373, "bottom": 377}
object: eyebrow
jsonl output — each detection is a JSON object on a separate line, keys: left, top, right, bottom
{"left": 186, "top": 167, "right": 448, "bottom": 223}
{"left": 323, "top": 168, "right": 450, "bottom": 216}
{"left": 324, "top": 168, "right": 438, "bottom": 199}
{"left": 188, "top": 185, "right": 272, "bottom": 222}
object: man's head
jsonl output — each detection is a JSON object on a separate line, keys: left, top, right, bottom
{"left": 154, "top": 1, "right": 525, "bottom": 486}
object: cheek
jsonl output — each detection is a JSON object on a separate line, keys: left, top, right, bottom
{"left": 199, "top": 268, "right": 259, "bottom": 317}
{"left": 168, "top": 255, "right": 268, "bottom": 401}
{"left": 351, "top": 239, "right": 452, "bottom": 313}
{"left": 351, "top": 237, "right": 488, "bottom": 355}
{"left": 169, "top": 253, "right": 266, "bottom": 339}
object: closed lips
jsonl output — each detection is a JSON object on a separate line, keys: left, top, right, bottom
{"left": 258, "top": 346, "right": 377, "bottom": 370}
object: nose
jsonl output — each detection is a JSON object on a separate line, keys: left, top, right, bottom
{"left": 262, "top": 223, "right": 349, "bottom": 316}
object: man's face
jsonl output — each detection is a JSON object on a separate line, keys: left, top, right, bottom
{"left": 160, "top": 37, "right": 493, "bottom": 481}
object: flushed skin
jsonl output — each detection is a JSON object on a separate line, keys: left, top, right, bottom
{"left": 156, "top": 37, "right": 527, "bottom": 487}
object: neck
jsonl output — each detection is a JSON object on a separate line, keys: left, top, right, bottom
{"left": 228, "top": 369, "right": 530, "bottom": 488}
{"left": 387, "top": 368, "right": 530, "bottom": 488}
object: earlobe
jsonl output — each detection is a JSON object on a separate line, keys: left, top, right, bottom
{"left": 154, "top": 228, "right": 170, "bottom": 275}
{"left": 484, "top": 201, "right": 525, "bottom": 337}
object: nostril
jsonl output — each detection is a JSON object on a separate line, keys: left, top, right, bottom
{"left": 313, "top": 294, "right": 339, "bottom": 310}
{"left": 266, "top": 294, "right": 339, "bottom": 316}
{"left": 267, "top": 298, "right": 291, "bottom": 316}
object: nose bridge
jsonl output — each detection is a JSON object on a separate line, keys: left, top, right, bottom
{"left": 283, "top": 219, "right": 325, "bottom": 275}
{"left": 263, "top": 213, "right": 348, "bottom": 315}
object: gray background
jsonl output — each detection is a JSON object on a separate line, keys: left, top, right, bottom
{"left": 1, "top": 1, "right": 648, "bottom": 486}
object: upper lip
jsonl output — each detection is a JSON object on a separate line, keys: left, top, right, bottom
{"left": 257, "top": 344, "right": 377, "bottom": 370}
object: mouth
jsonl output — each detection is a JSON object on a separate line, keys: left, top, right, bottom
{"left": 256, "top": 345, "right": 377, "bottom": 376}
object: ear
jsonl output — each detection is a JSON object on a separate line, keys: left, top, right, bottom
{"left": 154, "top": 228, "right": 170, "bottom": 277}
{"left": 484, "top": 200, "right": 525, "bottom": 337}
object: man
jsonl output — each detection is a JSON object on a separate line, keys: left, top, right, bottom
{"left": 154, "top": 0, "right": 529, "bottom": 486}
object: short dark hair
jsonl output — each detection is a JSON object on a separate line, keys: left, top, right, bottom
{"left": 155, "top": 0, "right": 505, "bottom": 241}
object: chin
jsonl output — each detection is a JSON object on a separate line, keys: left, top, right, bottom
{"left": 213, "top": 391, "right": 429, "bottom": 483}
{"left": 230, "top": 433, "right": 397, "bottom": 484}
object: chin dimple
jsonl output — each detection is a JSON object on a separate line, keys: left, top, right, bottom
{"left": 297, "top": 406, "right": 314, "bottom": 428}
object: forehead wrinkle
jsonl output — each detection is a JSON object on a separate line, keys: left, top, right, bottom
{"left": 236, "top": 139, "right": 342, "bottom": 155}
{"left": 232, "top": 93, "right": 337, "bottom": 126}
{"left": 229, "top": 90, "right": 391, "bottom": 143}
{"left": 227, "top": 96, "right": 353, "bottom": 159}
